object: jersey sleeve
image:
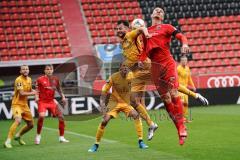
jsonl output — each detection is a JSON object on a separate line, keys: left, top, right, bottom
{"left": 166, "top": 24, "right": 177, "bottom": 36}
{"left": 188, "top": 69, "right": 195, "bottom": 88}
{"left": 15, "top": 78, "right": 24, "bottom": 91}
{"left": 102, "top": 76, "right": 113, "bottom": 93}
{"left": 29, "top": 78, "right": 33, "bottom": 90}
{"left": 177, "top": 65, "right": 181, "bottom": 76}
{"left": 128, "top": 29, "right": 140, "bottom": 40}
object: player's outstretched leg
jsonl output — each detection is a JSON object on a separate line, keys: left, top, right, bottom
{"left": 161, "top": 92, "right": 187, "bottom": 146}
{"left": 171, "top": 91, "right": 187, "bottom": 146}
{"left": 4, "top": 119, "right": 21, "bottom": 148}
{"left": 88, "top": 115, "right": 111, "bottom": 152}
{"left": 131, "top": 93, "right": 158, "bottom": 141}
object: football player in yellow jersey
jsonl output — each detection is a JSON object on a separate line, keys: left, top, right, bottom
{"left": 88, "top": 63, "right": 149, "bottom": 152}
{"left": 116, "top": 20, "right": 158, "bottom": 141}
{"left": 177, "top": 56, "right": 209, "bottom": 122}
{"left": 4, "top": 65, "right": 37, "bottom": 148}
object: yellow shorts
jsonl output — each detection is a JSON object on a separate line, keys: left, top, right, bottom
{"left": 179, "top": 92, "right": 189, "bottom": 105}
{"left": 130, "top": 58, "right": 152, "bottom": 92}
{"left": 12, "top": 105, "right": 33, "bottom": 122}
{"left": 107, "top": 101, "right": 134, "bottom": 118}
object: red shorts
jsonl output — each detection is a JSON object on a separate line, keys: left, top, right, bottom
{"left": 38, "top": 100, "right": 60, "bottom": 117}
{"left": 151, "top": 60, "right": 179, "bottom": 95}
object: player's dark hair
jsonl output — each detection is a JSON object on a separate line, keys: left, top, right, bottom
{"left": 117, "top": 20, "right": 129, "bottom": 27}
{"left": 45, "top": 64, "right": 54, "bottom": 69}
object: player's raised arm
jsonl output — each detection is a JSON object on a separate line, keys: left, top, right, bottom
{"left": 175, "top": 32, "right": 190, "bottom": 54}
{"left": 137, "top": 27, "right": 151, "bottom": 38}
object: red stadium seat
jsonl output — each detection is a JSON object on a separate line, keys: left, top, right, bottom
{"left": 53, "top": 39, "right": 60, "bottom": 46}
{"left": 108, "top": 30, "right": 115, "bottom": 37}
{"left": 63, "top": 46, "right": 71, "bottom": 53}
{"left": 198, "top": 68, "right": 207, "bottom": 74}
{"left": 61, "top": 39, "right": 69, "bottom": 46}
{"left": 109, "top": 9, "right": 117, "bottom": 16}
{"left": 105, "top": 23, "right": 113, "bottom": 30}
{"left": 222, "top": 58, "right": 230, "bottom": 66}
{"left": 8, "top": 41, "right": 17, "bottom": 48}
{"left": 216, "top": 66, "right": 226, "bottom": 73}
{"left": 209, "top": 52, "right": 218, "bottom": 59}
{"left": 207, "top": 67, "right": 216, "bottom": 74}
{"left": 27, "top": 48, "right": 35, "bottom": 55}
{"left": 178, "top": 19, "right": 186, "bottom": 25}
{"left": 230, "top": 58, "right": 239, "bottom": 65}
{"left": 213, "top": 59, "right": 222, "bottom": 66}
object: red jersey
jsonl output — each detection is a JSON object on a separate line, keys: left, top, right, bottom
{"left": 36, "top": 75, "right": 60, "bottom": 102}
{"left": 144, "top": 24, "right": 177, "bottom": 63}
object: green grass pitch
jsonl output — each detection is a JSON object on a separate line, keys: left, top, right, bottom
{"left": 0, "top": 105, "right": 240, "bottom": 160}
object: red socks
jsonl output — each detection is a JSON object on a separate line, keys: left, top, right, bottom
{"left": 37, "top": 117, "right": 44, "bottom": 134}
{"left": 165, "top": 96, "right": 185, "bottom": 132}
{"left": 59, "top": 120, "right": 65, "bottom": 136}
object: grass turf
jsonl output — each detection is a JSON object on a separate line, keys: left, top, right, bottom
{"left": 0, "top": 105, "right": 240, "bottom": 160}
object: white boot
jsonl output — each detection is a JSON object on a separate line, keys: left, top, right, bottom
{"left": 59, "top": 136, "right": 69, "bottom": 143}
{"left": 35, "top": 134, "right": 41, "bottom": 145}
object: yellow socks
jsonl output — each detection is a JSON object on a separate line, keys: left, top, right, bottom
{"left": 7, "top": 121, "right": 19, "bottom": 139}
{"left": 95, "top": 124, "right": 105, "bottom": 144}
{"left": 134, "top": 118, "right": 143, "bottom": 140}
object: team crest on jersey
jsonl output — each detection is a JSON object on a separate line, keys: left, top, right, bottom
{"left": 156, "top": 25, "right": 161, "bottom": 30}
{"left": 17, "top": 83, "right": 22, "bottom": 87}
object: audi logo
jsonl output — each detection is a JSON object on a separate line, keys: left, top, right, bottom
{"left": 207, "top": 76, "right": 240, "bottom": 88}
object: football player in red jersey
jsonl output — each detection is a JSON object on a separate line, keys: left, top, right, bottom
{"left": 140, "top": 7, "right": 190, "bottom": 145}
{"left": 35, "top": 64, "right": 69, "bottom": 144}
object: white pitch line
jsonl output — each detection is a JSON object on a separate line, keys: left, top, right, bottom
{"left": 43, "top": 127, "right": 117, "bottom": 143}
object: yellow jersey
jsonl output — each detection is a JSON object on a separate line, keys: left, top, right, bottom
{"left": 12, "top": 75, "right": 32, "bottom": 106}
{"left": 177, "top": 65, "right": 195, "bottom": 88}
{"left": 121, "top": 29, "right": 143, "bottom": 67}
{"left": 102, "top": 72, "right": 132, "bottom": 104}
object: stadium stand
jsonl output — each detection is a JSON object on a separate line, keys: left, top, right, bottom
{"left": 81, "top": 0, "right": 143, "bottom": 44}
{"left": 0, "top": 0, "right": 71, "bottom": 61}
{"left": 138, "top": 0, "right": 240, "bottom": 74}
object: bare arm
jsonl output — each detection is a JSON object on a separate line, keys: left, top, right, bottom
{"left": 137, "top": 27, "right": 151, "bottom": 38}
{"left": 175, "top": 33, "right": 190, "bottom": 54}
{"left": 19, "top": 90, "right": 36, "bottom": 96}
{"left": 56, "top": 80, "right": 66, "bottom": 105}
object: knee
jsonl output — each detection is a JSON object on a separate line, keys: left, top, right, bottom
{"left": 161, "top": 93, "right": 172, "bottom": 104}
{"left": 58, "top": 115, "right": 64, "bottom": 121}
{"left": 28, "top": 122, "right": 34, "bottom": 129}
{"left": 169, "top": 89, "right": 178, "bottom": 98}
{"left": 101, "top": 118, "right": 110, "bottom": 126}
{"left": 130, "top": 110, "right": 139, "bottom": 120}
{"left": 15, "top": 118, "right": 22, "bottom": 124}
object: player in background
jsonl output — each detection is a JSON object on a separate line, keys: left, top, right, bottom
{"left": 35, "top": 64, "right": 69, "bottom": 144}
{"left": 177, "top": 56, "right": 209, "bottom": 122}
{"left": 140, "top": 7, "right": 191, "bottom": 145}
{"left": 116, "top": 20, "right": 158, "bottom": 141}
{"left": 4, "top": 65, "right": 37, "bottom": 148}
{"left": 177, "top": 55, "right": 196, "bottom": 122}
{"left": 88, "top": 63, "right": 148, "bottom": 152}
